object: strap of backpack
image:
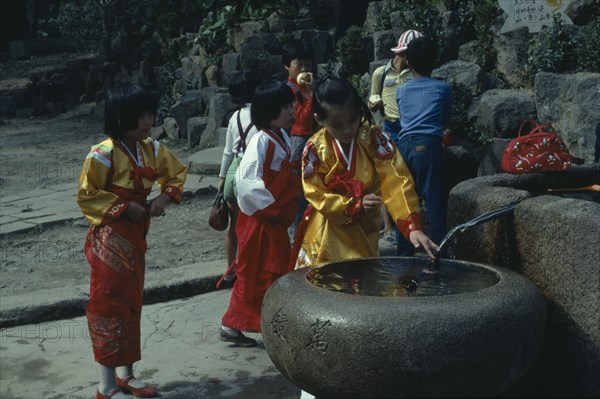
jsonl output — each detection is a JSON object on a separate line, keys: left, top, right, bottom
{"left": 379, "top": 61, "right": 393, "bottom": 97}
{"left": 235, "top": 110, "right": 254, "bottom": 154}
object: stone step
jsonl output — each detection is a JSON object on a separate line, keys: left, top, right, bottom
{"left": 187, "top": 146, "right": 224, "bottom": 175}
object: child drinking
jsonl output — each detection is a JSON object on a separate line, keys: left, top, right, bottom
{"left": 77, "top": 82, "right": 187, "bottom": 398}
{"left": 294, "top": 76, "right": 437, "bottom": 268}
{"left": 219, "top": 80, "right": 301, "bottom": 347}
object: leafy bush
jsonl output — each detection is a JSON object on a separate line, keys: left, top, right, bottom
{"left": 449, "top": 81, "right": 488, "bottom": 150}
{"left": 337, "top": 25, "right": 368, "bottom": 76}
{"left": 527, "top": 13, "right": 578, "bottom": 83}
{"left": 576, "top": 17, "right": 600, "bottom": 73}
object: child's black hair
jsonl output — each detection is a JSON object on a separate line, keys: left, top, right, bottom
{"left": 282, "top": 38, "right": 315, "bottom": 66}
{"left": 251, "top": 79, "right": 295, "bottom": 130}
{"left": 406, "top": 36, "right": 438, "bottom": 77}
{"left": 228, "top": 69, "right": 262, "bottom": 105}
{"left": 104, "top": 82, "right": 158, "bottom": 139}
{"left": 313, "top": 76, "right": 373, "bottom": 126}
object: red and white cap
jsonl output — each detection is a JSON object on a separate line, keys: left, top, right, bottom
{"left": 390, "top": 30, "right": 424, "bottom": 53}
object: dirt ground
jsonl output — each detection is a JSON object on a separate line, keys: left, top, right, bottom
{"left": 0, "top": 108, "right": 227, "bottom": 297}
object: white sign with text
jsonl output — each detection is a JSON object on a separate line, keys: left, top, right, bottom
{"left": 499, "top": 0, "right": 573, "bottom": 33}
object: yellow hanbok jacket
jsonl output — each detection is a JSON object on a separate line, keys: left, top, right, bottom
{"left": 296, "top": 123, "right": 421, "bottom": 268}
{"left": 77, "top": 137, "right": 187, "bottom": 226}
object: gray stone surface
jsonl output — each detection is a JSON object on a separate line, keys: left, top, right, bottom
{"left": 534, "top": 72, "right": 600, "bottom": 162}
{"left": 477, "top": 137, "right": 512, "bottom": 176}
{"left": 513, "top": 196, "right": 600, "bottom": 398}
{"left": 447, "top": 164, "right": 600, "bottom": 398}
{"left": 0, "top": 289, "right": 300, "bottom": 399}
{"left": 188, "top": 147, "right": 225, "bottom": 175}
{"left": 493, "top": 25, "right": 530, "bottom": 88}
{"left": 168, "top": 90, "right": 204, "bottom": 139}
{"left": 468, "top": 89, "right": 537, "bottom": 139}
{"left": 187, "top": 115, "right": 209, "bottom": 147}
{"left": 262, "top": 259, "right": 546, "bottom": 398}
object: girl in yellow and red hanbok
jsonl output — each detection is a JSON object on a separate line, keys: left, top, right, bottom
{"left": 218, "top": 80, "right": 300, "bottom": 347}
{"left": 77, "top": 83, "right": 186, "bottom": 399}
{"left": 293, "top": 77, "right": 438, "bottom": 269}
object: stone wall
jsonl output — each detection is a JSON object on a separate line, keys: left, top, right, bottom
{"left": 447, "top": 164, "right": 600, "bottom": 397}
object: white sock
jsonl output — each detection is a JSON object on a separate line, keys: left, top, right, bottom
{"left": 116, "top": 364, "right": 146, "bottom": 388}
{"left": 221, "top": 325, "right": 239, "bottom": 335}
{"left": 98, "top": 364, "right": 118, "bottom": 394}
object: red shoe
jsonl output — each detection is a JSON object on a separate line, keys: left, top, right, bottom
{"left": 96, "top": 389, "right": 130, "bottom": 399}
{"left": 115, "top": 376, "right": 159, "bottom": 398}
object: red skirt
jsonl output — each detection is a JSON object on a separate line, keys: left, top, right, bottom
{"left": 221, "top": 212, "right": 293, "bottom": 332}
{"left": 85, "top": 215, "right": 147, "bottom": 367}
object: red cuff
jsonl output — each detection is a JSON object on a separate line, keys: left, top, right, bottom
{"left": 102, "top": 198, "right": 128, "bottom": 223}
{"left": 162, "top": 186, "right": 183, "bottom": 204}
{"left": 396, "top": 212, "right": 422, "bottom": 241}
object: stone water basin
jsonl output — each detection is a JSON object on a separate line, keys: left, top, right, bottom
{"left": 261, "top": 257, "right": 546, "bottom": 398}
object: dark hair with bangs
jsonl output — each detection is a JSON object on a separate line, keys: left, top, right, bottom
{"left": 282, "top": 38, "right": 315, "bottom": 66}
{"left": 251, "top": 79, "right": 295, "bottom": 130}
{"left": 313, "top": 76, "right": 373, "bottom": 126}
{"left": 228, "top": 69, "right": 262, "bottom": 105}
{"left": 104, "top": 82, "right": 158, "bottom": 139}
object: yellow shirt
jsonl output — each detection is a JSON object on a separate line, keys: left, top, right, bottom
{"left": 370, "top": 61, "right": 413, "bottom": 121}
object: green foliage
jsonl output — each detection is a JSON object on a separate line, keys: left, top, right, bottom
{"left": 576, "top": 17, "right": 600, "bottom": 73}
{"left": 348, "top": 74, "right": 370, "bottom": 101}
{"left": 337, "top": 25, "right": 368, "bottom": 76}
{"left": 471, "top": 0, "right": 500, "bottom": 72}
{"left": 449, "top": 81, "right": 488, "bottom": 150}
{"left": 527, "top": 13, "right": 578, "bottom": 83}
{"left": 44, "top": 0, "right": 103, "bottom": 51}
{"left": 394, "top": 1, "right": 445, "bottom": 58}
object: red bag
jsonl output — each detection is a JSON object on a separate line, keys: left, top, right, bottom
{"left": 208, "top": 191, "right": 229, "bottom": 231}
{"left": 501, "top": 120, "right": 572, "bottom": 174}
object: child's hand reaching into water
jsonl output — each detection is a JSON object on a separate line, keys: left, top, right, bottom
{"left": 409, "top": 230, "right": 439, "bottom": 259}
{"left": 362, "top": 193, "right": 383, "bottom": 212}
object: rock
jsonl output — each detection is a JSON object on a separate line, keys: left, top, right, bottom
{"left": 163, "top": 117, "right": 179, "bottom": 140}
{"left": 443, "top": 143, "right": 480, "bottom": 191}
{"left": 468, "top": 89, "right": 537, "bottom": 139}
{"left": 187, "top": 116, "right": 209, "bottom": 147}
{"left": 187, "top": 146, "right": 224, "bottom": 175}
{"left": 217, "top": 127, "right": 228, "bottom": 147}
{"left": 363, "top": 0, "right": 396, "bottom": 35}
{"left": 493, "top": 25, "right": 531, "bottom": 88}
{"left": 15, "top": 107, "right": 34, "bottom": 118}
{"left": 294, "top": 19, "right": 314, "bottom": 30}
{"left": 268, "top": 16, "right": 295, "bottom": 35}
{"left": 0, "top": 78, "right": 33, "bottom": 116}
{"left": 458, "top": 40, "right": 480, "bottom": 64}
{"left": 253, "top": 55, "right": 286, "bottom": 81}
{"left": 238, "top": 33, "right": 282, "bottom": 70}
{"left": 368, "top": 60, "right": 387, "bottom": 76}
{"left": 229, "top": 21, "right": 269, "bottom": 52}
{"left": 439, "top": 11, "right": 470, "bottom": 64}
{"left": 292, "top": 30, "right": 333, "bottom": 65}
{"left": 180, "top": 56, "right": 204, "bottom": 90}
{"left": 150, "top": 124, "right": 166, "bottom": 140}
{"left": 318, "top": 61, "right": 343, "bottom": 78}
{"left": 535, "top": 72, "right": 600, "bottom": 162}
{"left": 372, "top": 30, "right": 395, "bottom": 61}
{"left": 433, "top": 60, "right": 494, "bottom": 96}
{"left": 477, "top": 138, "right": 512, "bottom": 176}
{"left": 199, "top": 92, "right": 233, "bottom": 148}
{"left": 168, "top": 90, "right": 203, "bottom": 139}
{"left": 205, "top": 65, "right": 219, "bottom": 88}
{"left": 566, "top": 0, "right": 598, "bottom": 25}
{"left": 221, "top": 53, "right": 240, "bottom": 73}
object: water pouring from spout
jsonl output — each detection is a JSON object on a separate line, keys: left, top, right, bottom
{"left": 428, "top": 204, "right": 518, "bottom": 270}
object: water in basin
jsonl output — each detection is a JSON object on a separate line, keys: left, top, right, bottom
{"left": 307, "top": 257, "right": 499, "bottom": 297}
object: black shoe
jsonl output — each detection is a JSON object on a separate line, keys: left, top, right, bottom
{"left": 220, "top": 327, "right": 257, "bottom": 347}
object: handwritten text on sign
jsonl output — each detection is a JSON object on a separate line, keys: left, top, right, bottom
{"left": 499, "top": 0, "right": 573, "bottom": 33}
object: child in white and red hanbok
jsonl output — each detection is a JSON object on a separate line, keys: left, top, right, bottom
{"left": 218, "top": 79, "right": 300, "bottom": 347}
